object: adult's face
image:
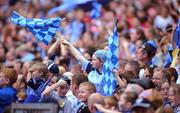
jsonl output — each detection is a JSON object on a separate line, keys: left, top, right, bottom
{"left": 160, "top": 82, "right": 170, "bottom": 100}
{"left": 152, "top": 71, "right": 163, "bottom": 88}
{"left": 136, "top": 47, "right": 145, "bottom": 61}
{"left": 169, "top": 87, "right": 180, "bottom": 107}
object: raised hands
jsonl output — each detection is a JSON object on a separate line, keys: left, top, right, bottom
{"left": 60, "top": 38, "right": 70, "bottom": 46}
{"left": 57, "top": 79, "right": 67, "bottom": 86}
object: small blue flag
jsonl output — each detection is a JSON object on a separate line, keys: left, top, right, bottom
{"left": 90, "top": 1, "right": 102, "bottom": 19}
{"left": 102, "top": 20, "right": 119, "bottom": 96}
{"left": 11, "top": 11, "right": 63, "bottom": 45}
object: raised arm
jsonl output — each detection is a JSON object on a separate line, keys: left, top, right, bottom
{"left": 113, "top": 69, "right": 126, "bottom": 88}
{"left": 94, "top": 103, "right": 121, "bottom": 113}
{"left": 61, "top": 38, "right": 87, "bottom": 64}
{"left": 47, "top": 33, "right": 62, "bottom": 56}
{"left": 47, "top": 39, "right": 61, "bottom": 56}
{"left": 42, "top": 79, "right": 66, "bottom": 96}
{"left": 170, "top": 26, "right": 177, "bottom": 49}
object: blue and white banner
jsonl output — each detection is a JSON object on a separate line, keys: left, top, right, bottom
{"left": 11, "top": 11, "right": 63, "bottom": 45}
{"left": 102, "top": 20, "right": 119, "bottom": 96}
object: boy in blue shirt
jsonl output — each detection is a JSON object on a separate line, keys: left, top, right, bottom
{"left": 61, "top": 39, "right": 107, "bottom": 95}
{"left": 0, "top": 68, "right": 18, "bottom": 113}
{"left": 24, "top": 62, "right": 48, "bottom": 103}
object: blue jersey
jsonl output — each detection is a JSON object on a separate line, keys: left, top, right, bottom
{"left": 82, "top": 60, "right": 104, "bottom": 95}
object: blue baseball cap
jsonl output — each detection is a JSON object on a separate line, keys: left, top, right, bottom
{"left": 93, "top": 50, "right": 107, "bottom": 62}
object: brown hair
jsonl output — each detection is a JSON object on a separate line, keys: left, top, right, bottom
{"left": 124, "top": 92, "right": 138, "bottom": 104}
{"left": 1, "top": 68, "right": 17, "bottom": 86}
{"left": 144, "top": 64, "right": 157, "bottom": 79}
{"left": 170, "top": 84, "right": 180, "bottom": 96}
{"left": 120, "top": 71, "right": 137, "bottom": 82}
{"left": 71, "top": 73, "right": 88, "bottom": 87}
{"left": 167, "top": 67, "right": 178, "bottom": 83}
{"left": 155, "top": 106, "right": 174, "bottom": 113}
{"left": 104, "top": 96, "right": 118, "bottom": 107}
{"left": 151, "top": 89, "right": 164, "bottom": 109}
{"left": 126, "top": 60, "right": 140, "bottom": 76}
{"left": 79, "top": 82, "right": 96, "bottom": 93}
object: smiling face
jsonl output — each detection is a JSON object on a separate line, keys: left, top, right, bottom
{"left": 78, "top": 86, "right": 91, "bottom": 103}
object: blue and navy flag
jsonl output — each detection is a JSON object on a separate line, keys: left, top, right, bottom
{"left": 11, "top": 11, "right": 63, "bottom": 45}
{"left": 90, "top": 1, "right": 102, "bottom": 19}
{"left": 102, "top": 20, "right": 119, "bottom": 96}
{"left": 173, "top": 19, "right": 180, "bottom": 48}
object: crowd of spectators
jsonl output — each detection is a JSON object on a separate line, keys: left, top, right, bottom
{"left": 0, "top": 0, "right": 180, "bottom": 113}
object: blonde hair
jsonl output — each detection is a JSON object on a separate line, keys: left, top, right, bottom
{"left": 79, "top": 82, "right": 96, "bottom": 93}
{"left": 30, "top": 62, "right": 48, "bottom": 78}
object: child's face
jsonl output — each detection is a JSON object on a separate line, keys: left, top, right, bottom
{"left": 57, "top": 84, "right": 70, "bottom": 96}
{"left": 0, "top": 72, "right": 8, "bottom": 87}
{"left": 28, "top": 69, "right": 42, "bottom": 79}
{"left": 91, "top": 55, "right": 103, "bottom": 69}
{"left": 78, "top": 86, "right": 91, "bottom": 103}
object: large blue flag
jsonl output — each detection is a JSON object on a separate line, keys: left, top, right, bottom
{"left": 102, "top": 20, "right": 119, "bottom": 96}
{"left": 11, "top": 11, "right": 63, "bottom": 45}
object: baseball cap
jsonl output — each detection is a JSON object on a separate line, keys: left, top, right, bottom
{"left": 142, "top": 42, "right": 157, "bottom": 58}
{"left": 129, "top": 78, "right": 155, "bottom": 89}
{"left": 48, "top": 61, "right": 59, "bottom": 75}
{"left": 63, "top": 72, "right": 73, "bottom": 80}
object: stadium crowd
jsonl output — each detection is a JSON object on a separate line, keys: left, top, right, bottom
{"left": 0, "top": 0, "right": 180, "bottom": 113}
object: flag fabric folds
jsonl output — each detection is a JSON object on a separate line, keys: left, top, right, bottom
{"left": 173, "top": 19, "right": 180, "bottom": 48}
{"left": 102, "top": 20, "right": 119, "bottom": 96}
{"left": 48, "top": 0, "right": 94, "bottom": 16}
{"left": 90, "top": 1, "right": 102, "bottom": 19}
{"left": 170, "top": 48, "right": 180, "bottom": 68}
{"left": 11, "top": 11, "right": 63, "bottom": 45}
